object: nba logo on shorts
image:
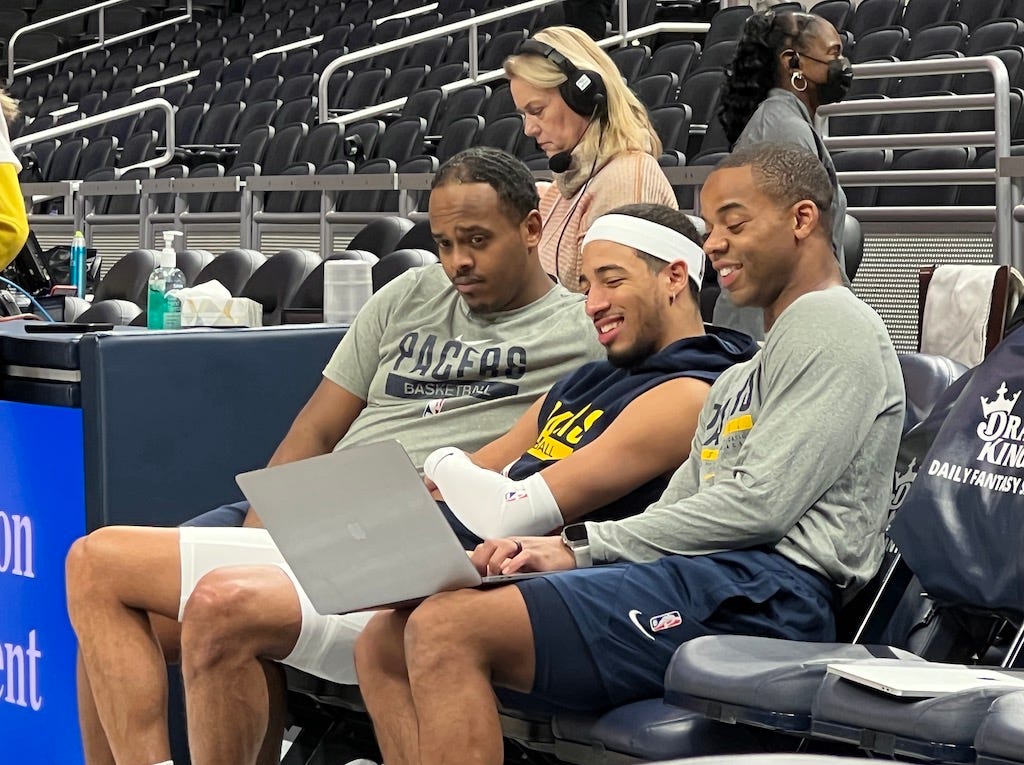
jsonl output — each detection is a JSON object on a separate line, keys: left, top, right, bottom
{"left": 505, "top": 489, "right": 528, "bottom": 502}
{"left": 423, "top": 399, "right": 446, "bottom": 416}
{"left": 649, "top": 611, "right": 682, "bottom": 633}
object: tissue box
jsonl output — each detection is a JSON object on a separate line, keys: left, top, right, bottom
{"left": 181, "top": 296, "right": 263, "bottom": 327}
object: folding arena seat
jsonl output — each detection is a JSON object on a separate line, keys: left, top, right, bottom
{"left": 272, "top": 97, "right": 317, "bottom": 130}
{"left": 137, "top": 62, "right": 167, "bottom": 87}
{"left": 434, "top": 85, "right": 490, "bottom": 134}
{"left": 244, "top": 76, "right": 282, "bottom": 103}
{"left": 343, "top": 120, "right": 385, "bottom": 165}
{"left": 966, "top": 18, "right": 1024, "bottom": 56}
{"left": 332, "top": 68, "right": 390, "bottom": 112}
{"left": 888, "top": 51, "right": 962, "bottom": 96}
{"left": 480, "top": 29, "right": 529, "bottom": 70}
{"left": 678, "top": 68, "right": 726, "bottom": 129}
{"left": 381, "top": 66, "right": 429, "bottom": 103}
{"left": 445, "top": 32, "right": 491, "bottom": 66}
{"left": 850, "top": 26, "right": 910, "bottom": 63}
{"left": 831, "top": 148, "right": 893, "bottom": 207}
{"left": 400, "top": 88, "right": 446, "bottom": 132}
{"left": 647, "top": 40, "right": 700, "bottom": 83}
{"left": 118, "top": 130, "right": 158, "bottom": 168}
{"left": 609, "top": 44, "right": 651, "bottom": 84}
{"left": 405, "top": 36, "right": 452, "bottom": 71}
{"left": 222, "top": 34, "right": 254, "bottom": 61}
{"left": 899, "top": 0, "right": 955, "bottom": 35}
{"left": 276, "top": 72, "right": 316, "bottom": 103}
{"left": 295, "top": 159, "right": 354, "bottom": 214}
{"left": 280, "top": 49, "right": 317, "bottom": 79}
{"left": 632, "top": 72, "right": 679, "bottom": 109}
{"left": 374, "top": 116, "right": 426, "bottom": 164}
{"left": 809, "top": 0, "right": 852, "bottom": 32}
{"left": 193, "top": 249, "right": 266, "bottom": 295}
{"left": 260, "top": 123, "right": 307, "bottom": 175}
{"left": 241, "top": 13, "right": 270, "bottom": 36}
{"left": 480, "top": 114, "right": 522, "bottom": 156}
{"left": 294, "top": 122, "right": 344, "bottom": 170}
{"left": 876, "top": 147, "right": 971, "bottom": 206}
{"left": 372, "top": 249, "right": 439, "bottom": 291}
{"left": 478, "top": 84, "right": 514, "bottom": 125}
{"left": 879, "top": 89, "right": 956, "bottom": 135}
{"left": 110, "top": 65, "right": 142, "bottom": 93}
{"left": 408, "top": 12, "right": 444, "bottom": 36}
{"left": 45, "top": 137, "right": 86, "bottom": 182}
{"left": 648, "top": 103, "right": 692, "bottom": 158}
{"left": 849, "top": 0, "right": 903, "bottom": 41}
{"left": 229, "top": 125, "right": 274, "bottom": 169}
{"left": 77, "top": 135, "right": 117, "bottom": 178}
{"left": 703, "top": 5, "right": 753, "bottom": 49}
{"left": 249, "top": 29, "right": 282, "bottom": 55}
{"left": 336, "top": 157, "right": 397, "bottom": 212}
{"left": 231, "top": 99, "right": 280, "bottom": 144}
{"left": 346, "top": 21, "right": 376, "bottom": 53}
{"left": 367, "top": 0, "right": 399, "bottom": 22}
{"left": 424, "top": 62, "right": 469, "bottom": 88}
{"left": 976, "top": 691, "right": 1024, "bottom": 765}
{"left": 212, "top": 80, "right": 248, "bottom": 106}
{"left": 905, "top": 21, "right": 968, "bottom": 59}
{"left": 435, "top": 115, "right": 483, "bottom": 163}
{"left": 240, "top": 248, "right": 321, "bottom": 326}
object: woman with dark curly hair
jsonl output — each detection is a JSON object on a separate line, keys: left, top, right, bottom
{"left": 713, "top": 10, "right": 853, "bottom": 338}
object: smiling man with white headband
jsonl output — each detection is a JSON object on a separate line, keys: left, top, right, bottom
{"left": 425, "top": 203, "right": 755, "bottom": 544}
{"left": 355, "top": 144, "right": 905, "bottom": 765}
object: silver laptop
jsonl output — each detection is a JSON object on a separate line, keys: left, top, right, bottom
{"left": 826, "top": 660, "right": 1024, "bottom": 698}
{"left": 236, "top": 439, "right": 546, "bottom": 615}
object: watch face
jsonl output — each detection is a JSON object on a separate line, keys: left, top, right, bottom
{"left": 563, "top": 524, "right": 588, "bottom": 544}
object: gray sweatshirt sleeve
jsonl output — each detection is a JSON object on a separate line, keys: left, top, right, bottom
{"left": 586, "top": 293, "right": 899, "bottom": 565}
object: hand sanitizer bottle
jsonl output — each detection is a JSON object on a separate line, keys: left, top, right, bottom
{"left": 148, "top": 231, "right": 186, "bottom": 330}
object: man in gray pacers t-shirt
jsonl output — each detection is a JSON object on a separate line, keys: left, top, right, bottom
{"left": 354, "top": 143, "right": 906, "bottom": 765}
{"left": 64, "top": 148, "right": 602, "bottom": 765}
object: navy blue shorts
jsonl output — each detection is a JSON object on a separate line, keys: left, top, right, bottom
{"left": 511, "top": 549, "right": 837, "bottom": 713}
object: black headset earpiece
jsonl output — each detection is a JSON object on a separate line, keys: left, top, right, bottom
{"left": 515, "top": 38, "right": 608, "bottom": 118}
{"left": 788, "top": 51, "right": 801, "bottom": 70}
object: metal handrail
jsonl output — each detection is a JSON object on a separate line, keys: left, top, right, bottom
{"left": 321, "top": 18, "right": 711, "bottom": 126}
{"left": 11, "top": 98, "right": 176, "bottom": 171}
{"left": 818, "top": 55, "right": 1016, "bottom": 267}
{"left": 8, "top": 0, "right": 193, "bottom": 81}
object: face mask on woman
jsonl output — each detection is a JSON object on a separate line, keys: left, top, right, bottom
{"left": 817, "top": 56, "right": 854, "bottom": 104}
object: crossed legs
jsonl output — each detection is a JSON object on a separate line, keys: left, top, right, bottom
{"left": 66, "top": 527, "right": 185, "bottom": 765}
{"left": 355, "top": 586, "right": 537, "bottom": 765}
{"left": 66, "top": 527, "right": 301, "bottom": 765}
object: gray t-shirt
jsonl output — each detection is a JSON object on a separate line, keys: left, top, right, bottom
{"left": 587, "top": 287, "right": 905, "bottom": 596}
{"left": 324, "top": 265, "right": 605, "bottom": 468}
{"left": 714, "top": 88, "right": 849, "bottom": 340}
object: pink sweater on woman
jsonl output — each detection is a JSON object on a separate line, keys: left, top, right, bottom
{"left": 538, "top": 150, "right": 677, "bottom": 290}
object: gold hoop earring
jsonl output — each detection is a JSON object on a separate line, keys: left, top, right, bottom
{"left": 791, "top": 71, "right": 807, "bottom": 92}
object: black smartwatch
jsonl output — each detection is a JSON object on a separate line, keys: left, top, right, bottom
{"left": 561, "top": 523, "right": 592, "bottom": 568}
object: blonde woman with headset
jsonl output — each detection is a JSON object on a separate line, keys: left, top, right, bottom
{"left": 0, "top": 90, "right": 28, "bottom": 271}
{"left": 505, "top": 26, "right": 676, "bottom": 289}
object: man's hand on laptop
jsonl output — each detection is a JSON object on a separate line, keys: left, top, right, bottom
{"left": 472, "top": 536, "right": 576, "bottom": 576}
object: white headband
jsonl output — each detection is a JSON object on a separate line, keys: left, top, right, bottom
{"left": 582, "top": 214, "right": 706, "bottom": 288}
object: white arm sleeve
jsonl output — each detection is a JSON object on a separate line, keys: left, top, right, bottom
{"left": 423, "top": 447, "right": 564, "bottom": 539}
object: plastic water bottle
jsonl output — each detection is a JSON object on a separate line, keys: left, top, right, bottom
{"left": 70, "top": 230, "right": 87, "bottom": 298}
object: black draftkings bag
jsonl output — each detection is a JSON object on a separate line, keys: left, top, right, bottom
{"left": 889, "top": 323, "right": 1024, "bottom": 617}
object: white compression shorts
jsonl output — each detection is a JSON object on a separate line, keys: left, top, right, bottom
{"left": 178, "top": 526, "right": 372, "bottom": 685}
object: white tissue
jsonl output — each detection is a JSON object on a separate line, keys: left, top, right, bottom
{"left": 176, "top": 280, "right": 263, "bottom": 327}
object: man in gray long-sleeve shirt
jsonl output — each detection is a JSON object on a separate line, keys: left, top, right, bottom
{"left": 353, "top": 143, "right": 906, "bottom": 765}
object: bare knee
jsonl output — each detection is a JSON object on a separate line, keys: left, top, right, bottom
{"left": 403, "top": 591, "right": 483, "bottom": 674}
{"left": 354, "top": 610, "right": 409, "bottom": 682}
{"left": 180, "top": 568, "right": 259, "bottom": 672}
{"left": 65, "top": 529, "right": 124, "bottom": 618}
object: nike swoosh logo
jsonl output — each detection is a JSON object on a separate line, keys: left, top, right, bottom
{"left": 454, "top": 334, "right": 494, "bottom": 347}
{"left": 628, "top": 609, "right": 656, "bottom": 642}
